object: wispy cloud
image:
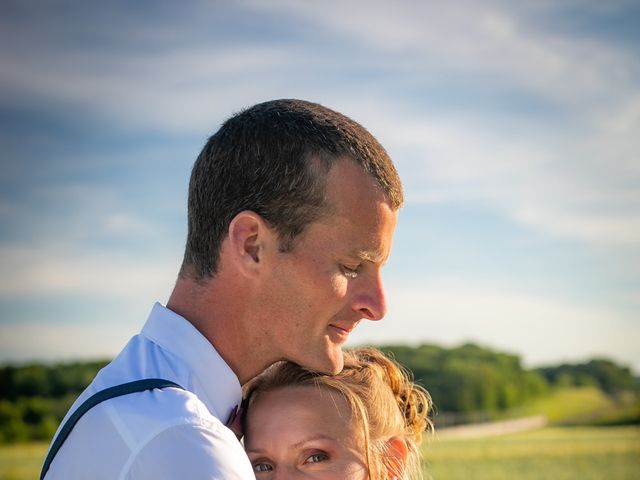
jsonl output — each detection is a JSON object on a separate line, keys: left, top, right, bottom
{"left": 0, "top": 184, "right": 179, "bottom": 299}
{"left": 2, "top": 0, "right": 637, "bottom": 250}
{"left": 0, "top": 44, "right": 297, "bottom": 133}
{"left": 0, "top": 320, "right": 135, "bottom": 363}
{"left": 0, "top": 183, "right": 166, "bottom": 245}
{"left": 350, "top": 280, "right": 640, "bottom": 371}
{"left": 265, "top": 0, "right": 640, "bottom": 245}
{"left": 251, "top": 1, "right": 639, "bottom": 97}
{"left": 0, "top": 245, "right": 176, "bottom": 298}
{"left": 1, "top": 0, "right": 638, "bottom": 368}
{"left": 352, "top": 105, "right": 640, "bottom": 246}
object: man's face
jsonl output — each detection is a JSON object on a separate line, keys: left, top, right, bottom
{"left": 257, "top": 158, "right": 398, "bottom": 374}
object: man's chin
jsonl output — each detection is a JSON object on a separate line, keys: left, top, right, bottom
{"left": 295, "top": 345, "right": 344, "bottom": 374}
{"left": 321, "top": 349, "right": 344, "bottom": 375}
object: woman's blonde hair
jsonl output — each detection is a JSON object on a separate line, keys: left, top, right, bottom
{"left": 243, "top": 347, "right": 433, "bottom": 479}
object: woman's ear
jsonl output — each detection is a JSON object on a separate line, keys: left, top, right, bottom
{"left": 385, "top": 436, "right": 408, "bottom": 479}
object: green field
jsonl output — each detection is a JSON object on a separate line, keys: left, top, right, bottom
{"left": 0, "top": 442, "right": 47, "bottom": 480}
{"left": 424, "top": 426, "right": 640, "bottom": 480}
{"left": 1, "top": 426, "right": 638, "bottom": 479}
{"left": 507, "top": 386, "right": 640, "bottom": 425}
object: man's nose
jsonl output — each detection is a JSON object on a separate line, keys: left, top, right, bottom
{"left": 352, "top": 269, "right": 387, "bottom": 321}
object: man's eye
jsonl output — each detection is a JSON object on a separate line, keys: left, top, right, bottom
{"left": 305, "top": 452, "right": 329, "bottom": 464}
{"left": 253, "top": 462, "right": 273, "bottom": 472}
{"left": 342, "top": 265, "right": 360, "bottom": 279}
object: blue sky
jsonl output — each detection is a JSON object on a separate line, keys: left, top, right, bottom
{"left": 1, "top": 0, "right": 639, "bottom": 372}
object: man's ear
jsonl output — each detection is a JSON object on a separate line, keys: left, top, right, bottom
{"left": 385, "top": 436, "right": 408, "bottom": 479}
{"left": 226, "top": 211, "right": 274, "bottom": 278}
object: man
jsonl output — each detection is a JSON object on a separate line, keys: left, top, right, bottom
{"left": 42, "top": 99, "right": 403, "bottom": 478}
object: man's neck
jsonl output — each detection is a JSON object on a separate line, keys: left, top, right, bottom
{"left": 167, "top": 275, "right": 273, "bottom": 385}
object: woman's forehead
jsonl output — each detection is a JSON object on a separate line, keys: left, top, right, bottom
{"left": 246, "top": 385, "right": 363, "bottom": 445}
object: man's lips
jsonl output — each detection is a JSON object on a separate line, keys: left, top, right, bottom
{"left": 331, "top": 325, "right": 352, "bottom": 334}
{"left": 328, "top": 322, "right": 359, "bottom": 341}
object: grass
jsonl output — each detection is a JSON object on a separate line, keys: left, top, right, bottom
{"left": 505, "top": 386, "right": 639, "bottom": 425}
{"left": 424, "top": 426, "right": 640, "bottom": 480}
{"left": 1, "top": 427, "right": 638, "bottom": 479}
{"left": 0, "top": 442, "right": 47, "bottom": 480}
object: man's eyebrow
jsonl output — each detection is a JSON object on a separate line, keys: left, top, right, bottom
{"left": 353, "top": 250, "right": 386, "bottom": 265}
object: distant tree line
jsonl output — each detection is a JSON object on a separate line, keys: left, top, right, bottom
{"left": 0, "top": 345, "right": 636, "bottom": 443}
{"left": 379, "top": 343, "right": 548, "bottom": 414}
{"left": 536, "top": 359, "right": 636, "bottom": 394}
{"left": 0, "top": 360, "right": 108, "bottom": 443}
{"left": 378, "top": 343, "right": 636, "bottom": 417}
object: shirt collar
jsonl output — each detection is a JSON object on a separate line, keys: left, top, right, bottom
{"left": 140, "top": 302, "right": 242, "bottom": 422}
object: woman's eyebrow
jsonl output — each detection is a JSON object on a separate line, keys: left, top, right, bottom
{"left": 245, "top": 447, "right": 268, "bottom": 454}
{"left": 290, "top": 434, "right": 336, "bottom": 449}
{"left": 246, "top": 434, "right": 336, "bottom": 454}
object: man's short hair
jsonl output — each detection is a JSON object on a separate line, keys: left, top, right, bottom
{"left": 181, "top": 99, "right": 403, "bottom": 280}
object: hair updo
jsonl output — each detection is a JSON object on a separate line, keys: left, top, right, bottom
{"left": 243, "top": 347, "right": 433, "bottom": 479}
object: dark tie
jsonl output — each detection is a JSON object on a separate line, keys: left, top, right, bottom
{"left": 226, "top": 404, "right": 244, "bottom": 440}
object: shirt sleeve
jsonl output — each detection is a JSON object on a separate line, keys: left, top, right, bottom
{"left": 124, "top": 422, "right": 255, "bottom": 479}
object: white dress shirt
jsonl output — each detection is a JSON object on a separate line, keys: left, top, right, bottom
{"left": 43, "top": 303, "right": 255, "bottom": 479}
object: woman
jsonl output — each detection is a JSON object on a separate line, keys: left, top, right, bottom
{"left": 242, "top": 347, "right": 432, "bottom": 479}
